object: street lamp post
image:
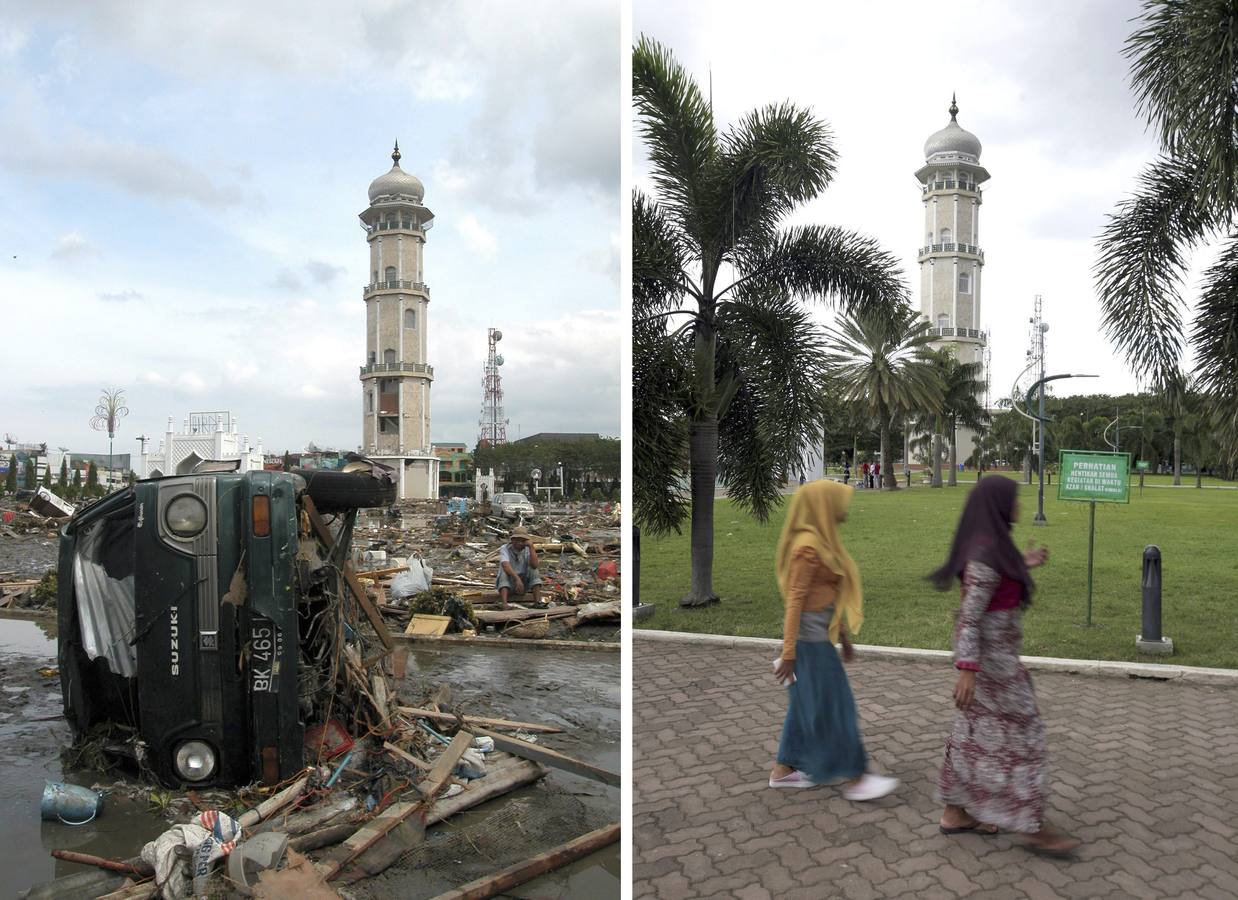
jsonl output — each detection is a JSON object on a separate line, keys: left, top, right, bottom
{"left": 89, "top": 388, "right": 129, "bottom": 493}
{"left": 1026, "top": 374, "right": 1098, "bottom": 525}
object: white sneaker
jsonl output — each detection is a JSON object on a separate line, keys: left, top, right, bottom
{"left": 768, "top": 770, "right": 816, "bottom": 789}
{"left": 841, "top": 773, "right": 898, "bottom": 801}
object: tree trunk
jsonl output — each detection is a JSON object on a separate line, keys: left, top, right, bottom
{"left": 947, "top": 421, "right": 958, "bottom": 487}
{"left": 683, "top": 420, "right": 719, "bottom": 608}
{"left": 931, "top": 430, "right": 943, "bottom": 488}
{"left": 1173, "top": 431, "right": 1181, "bottom": 486}
{"left": 880, "top": 420, "right": 895, "bottom": 490}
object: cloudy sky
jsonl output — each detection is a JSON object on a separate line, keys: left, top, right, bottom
{"left": 634, "top": 0, "right": 1216, "bottom": 404}
{"left": 0, "top": 0, "right": 619, "bottom": 459}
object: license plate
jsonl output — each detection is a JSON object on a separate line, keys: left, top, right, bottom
{"left": 250, "top": 618, "right": 281, "bottom": 693}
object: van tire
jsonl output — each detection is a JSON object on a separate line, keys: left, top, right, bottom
{"left": 294, "top": 469, "right": 397, "bottom": 512}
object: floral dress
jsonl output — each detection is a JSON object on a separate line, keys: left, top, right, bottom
{"left": 936, "top": 560, "right": 1047, "bottom": 833}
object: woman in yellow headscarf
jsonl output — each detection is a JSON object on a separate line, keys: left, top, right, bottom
{"left": 769, "top": 480, "right": 898, "bottom": 801}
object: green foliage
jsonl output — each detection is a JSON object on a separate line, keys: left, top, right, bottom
{"left": 86, "top": 461, "right": 98, "bottom": 487}
{"left": 33, "top": 569, "right": 57, "bottom": 604}
{"left": 825, "top": 306, "right": 942, "bottom": 488}
{"left": 1095, "top": 1, "right": 1238, "bottom": 465}
{"left": 58, "top": 457, "right": 68, "bottom": 487}
{"left": 632, "top": 35, "right": 907, "bottom": 540}
{"left": 4, "top": 454, "right": 15, "bottom": 493}
{"left": 473, "top": 437, "right": 619, "bottom": 498}
{"left": 24, "top": 457, "right": 35, "bottom": 488}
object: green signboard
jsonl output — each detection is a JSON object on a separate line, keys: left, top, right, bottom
{"left": 1058, "top": 451, "right": 1131, "bottom": 503}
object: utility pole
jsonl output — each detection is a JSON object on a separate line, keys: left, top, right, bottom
{"left": 1027, "top": 373, "right": 1098, "bottom": 525}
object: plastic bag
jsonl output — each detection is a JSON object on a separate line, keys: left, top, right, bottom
{"left": 390, "top": 557, "right": 433, "bottom": 600}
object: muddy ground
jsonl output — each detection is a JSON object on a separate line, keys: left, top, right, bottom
{"left": 2, "top": 611, "right": 618, "bottom": 898}
{"left": 0, "top": 532, "right": 58, "bottom": 579}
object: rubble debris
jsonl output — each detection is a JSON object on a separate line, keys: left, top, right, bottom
{"left": 427, "top": 822, "right": 620, "bottom": 900}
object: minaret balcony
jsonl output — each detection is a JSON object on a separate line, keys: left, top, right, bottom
{"left": 927, "top": 326, "right": 986, "bottom": 343}
{"left": 364, "top": 219, "right": 432, "bottom": 236}
{"left": 360, "top": 361, "right": 434, "bottom": 378}
{"left": 363, "top": 280, "right": 430, "bottom": 298}
{"left": 918, "top": 243, "right": 983, "bottom": 262}
{"left": 922, "top": 180, "right": 981, "bottom": 196}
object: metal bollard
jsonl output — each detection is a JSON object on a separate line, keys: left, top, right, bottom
{"left": 1136, "top": 545, "right": 1173, "bottom": 654}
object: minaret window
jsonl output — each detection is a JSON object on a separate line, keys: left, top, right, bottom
{"left": 937, "top": 313, "right": 950, "bottom": 329}
{"left": 384, "top": 266, "right": 397, "bottom": 286}
{"left": 384, "top": 348, "right": 397, "bottom": 364}
{"left": 939, "top": 227, "right": 952, "bottom": 245}
{"left": 368, "top": 351, "right": 376, "bottom": 364}
{"left": 405, "top": 309, "right": 417, "bottom": 329}
{"left": 959, "top": 272, "right": 971, "bottom": 294}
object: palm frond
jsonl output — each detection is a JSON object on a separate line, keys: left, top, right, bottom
{"left": 633, "top": 189, "right": 695, "bottom": 316}
{"left": 715, "top": 294, "right": 832, "bottom": 520}
{"left": 1126, "top": 0, "right": 1238, "bottom": 205}
{"left": 717, "top": 102, "right": 837, "bottom": 253}
{"left": 1093, "top": 155, "right": 1217, "bottom": 386}
{"left": 1191, "top": 233, "right": 1238, "bottom": 462}
{"left": 632, "top": 35, "right": 718, "bottom": 246}
{"left": 734, "top": 225, "right": 909, "bottom": 319}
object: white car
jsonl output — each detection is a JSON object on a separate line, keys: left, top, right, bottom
{"left": 492, "top": 492, "right": 534, "bottom": 520}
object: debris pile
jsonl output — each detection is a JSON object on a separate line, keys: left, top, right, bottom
{"left": 353, "top": 499, "right": 622, "bottom": 643}
{"left": 28, "top": 493, "right": 619, "bottom": 899}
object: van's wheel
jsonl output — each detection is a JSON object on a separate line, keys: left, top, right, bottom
{"left": 293, "top": 469, "right": 396, "bottom": 512}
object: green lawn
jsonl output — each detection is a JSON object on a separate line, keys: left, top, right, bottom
{"left": 637, "top": 480, "right": 1238, "bottom": 669}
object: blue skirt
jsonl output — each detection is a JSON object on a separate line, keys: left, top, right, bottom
{"left": 777, "top": 640, "right": 868, "bottom": 782}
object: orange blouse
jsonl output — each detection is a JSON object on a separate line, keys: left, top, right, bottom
{"left": 780, "top": 547, "right": 841, "bottom": 660}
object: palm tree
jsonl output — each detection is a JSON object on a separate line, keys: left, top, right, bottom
{"left": 825, "top": 307, "right": 942, "bottom": 491}
{"left": 923, "top": 348, "right": 989, "bottom": 486}
{"left": 633, "top": 37, "right": 908, "bottom": 606}
{"left": 1094, "top": 0, "right": 1238, "bottom": 467}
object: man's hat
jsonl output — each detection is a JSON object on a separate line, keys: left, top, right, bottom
{"left": 510, "top": 526, "right": 530, "bottom": 539}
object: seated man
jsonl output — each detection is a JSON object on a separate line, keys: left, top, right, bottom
{"left": 496, "top": 526, "right": 543, "bottom": 608}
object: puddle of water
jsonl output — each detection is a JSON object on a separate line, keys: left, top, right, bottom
{"left": 0, "top": 614, "right": 169, "bottom": 895}
{"left": 0, "top": 616, "right": 57, "bottom": 657}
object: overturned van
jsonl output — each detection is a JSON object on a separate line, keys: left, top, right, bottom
{"left": 57, "top": 462, "right": 395, "bottom": 788}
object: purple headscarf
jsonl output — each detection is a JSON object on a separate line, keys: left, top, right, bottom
{"left": 928, "top": 475, "right": 1034, "bottom": 606}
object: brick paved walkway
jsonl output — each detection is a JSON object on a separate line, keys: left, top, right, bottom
{"left": 633, "top": 638, "right": 1238, "bottom": 899}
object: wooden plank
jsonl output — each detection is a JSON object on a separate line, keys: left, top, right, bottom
{"left": 428, "top": 823, "right": 620, "bottom": 900}
{"left": 383, "top": 740, "right": 432, "bottom": 771}
{"left": 474, "top": 729, "right": 619, "bottom": 788}
{"left": 391, "top": 633, "right": 619, "bottom": 653}
{"left": 396, "top": 706, "right": 564, "bottom": 734}
{"left": 320, "top": 730, "right": 472, "bottom": 881}
{"left": 238, "top": 774, "right": 310, "bottom": 828}
{"left": 405, "top": 614, "right": 451, "bottom": 636}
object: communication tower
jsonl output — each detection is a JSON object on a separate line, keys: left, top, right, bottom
{"left": 478, "top": 328, "right": 508, "bottom": 447}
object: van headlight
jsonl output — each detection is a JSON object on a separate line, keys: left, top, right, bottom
{"left": 165, "top": 495, "right": 207, "bottom": 538}
{"left": 174, "top": 740, "right": 217, "bottom": 782}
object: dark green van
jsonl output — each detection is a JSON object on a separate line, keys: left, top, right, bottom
{"left": 57, "top": 465, "right": 393, "bottom": 787}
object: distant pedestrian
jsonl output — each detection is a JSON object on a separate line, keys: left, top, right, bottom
{"left": 929, "top": 476, "right": 1081, "bottom": 856}
{"left": 859, "top": 460, "right": 869, "bottom": 489}
{"left": 842, "top": 461, "right": 851, "bottom": 485}
{"left": 873, "top": 460, "right": 881, "bottom": 489}
{"left": 768, "top": 481, "right": 899, "bottom": 801}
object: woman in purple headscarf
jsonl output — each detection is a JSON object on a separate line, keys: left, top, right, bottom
{"left": 929, "top": 476, "right": 1081, "bottom": 856}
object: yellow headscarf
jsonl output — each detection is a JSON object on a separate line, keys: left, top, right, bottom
{"left": 775, "top": 480, "right": 863, "bottom": 643}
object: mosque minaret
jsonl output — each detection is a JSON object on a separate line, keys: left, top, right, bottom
{"left": 359, "top": 142, "right": 440, "bottom": 499}
{"left": 916, "top": 95, "right": 988, "bottom": 371}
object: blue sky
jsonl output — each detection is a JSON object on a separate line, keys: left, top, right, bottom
{"left": 0, "top": 0, "right": 619, "bottom": 458}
